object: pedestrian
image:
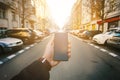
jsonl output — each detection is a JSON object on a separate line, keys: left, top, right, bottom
{"left": 11, "top": 38, "right": 71, "bottom": 80}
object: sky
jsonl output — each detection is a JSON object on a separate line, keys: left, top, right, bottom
{"left": 46, "top": 0, "right": 76, "bottom": 29}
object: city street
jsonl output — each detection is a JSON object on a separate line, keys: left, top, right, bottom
{"left": 0, "top": 34, "right": 120, "bottom": 80}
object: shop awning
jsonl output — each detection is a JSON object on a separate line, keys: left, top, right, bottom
{"left": 97, "top": 16, "right": 120, "bottom": 24}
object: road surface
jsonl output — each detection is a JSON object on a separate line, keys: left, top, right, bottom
{"left": 0, "top": 34, "right": 120, "bottom": 80}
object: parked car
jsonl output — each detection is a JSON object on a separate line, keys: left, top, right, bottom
{"left": 70, "top": 30, "right": 80, "bottom": 36}
{"left": 0, "top": 32, "right": 23, "bottom": 54}
{"left": 33, "top": 30, "right": 45, "bottom": 39}
{"left": 6, "top": 28, "right": 38, "bottom": 44}
{"left": 77, "top": 30, "right": 85, "bottom": 37}
{"left": 93, "top": 31, "right": 116, "bottom": 45}
{"left": 106, "top": 30, "right": 120, "bottom": 49}
{"left": 80, "top": 30, "right": 102, "bottom": 39}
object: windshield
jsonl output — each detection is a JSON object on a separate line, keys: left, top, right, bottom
{"left": 0, "top": 28, "right": 7, "bottom": 38}
{"left": 112, "top": 31, "right": 120, "bottom": 37}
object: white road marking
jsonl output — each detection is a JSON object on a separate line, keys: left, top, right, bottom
{"left": 100, "top": 48, "right": 107, "bottom": 52}
{"left": 89, "top": 43, "right": 94, "bottom": 46}
{"left": 0, "top": 61, "right": 3, "bottom": 64}
{"left": 17, "top": 50, "right": 25, "bottom": 54}
{"left": 30, "top": 44, "right": 34, "bottom": 47}
{"left": 7, "top": 54, "right": 16, "bottom": 59}
{"left": 73, "top": 35, "right": 120, "bottom": 60}
{"left": 109, "top": 53, "right": 118, "bottom": 57}
{"left": 94, "top": 46, "right": 100, "bottom": 49}
{"left": 24, "top": 47, "right": 30, "bottom": 50}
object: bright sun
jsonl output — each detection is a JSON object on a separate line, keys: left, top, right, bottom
{"left": 46, "top": 0, "right": 76, "bottom": 29}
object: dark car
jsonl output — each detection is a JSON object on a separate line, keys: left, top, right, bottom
{"left": 106, "top": 30, "right": 120, "bottom": 49}
{"left": 6, "top": 28, "right": 38, "bottom": 44}
{"left": 80, "top": 30, "right": 102, "bottom": 39}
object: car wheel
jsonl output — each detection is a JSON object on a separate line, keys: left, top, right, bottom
{"left": 0, "top": 47, "right": 3, "bottom": 54}
{"left": 104, "top": 40, "right": 108, "bottom": 46}
{"left": 22, "top": 38, "right": 28, "bottom": 45}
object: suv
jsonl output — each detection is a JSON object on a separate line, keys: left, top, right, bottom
{"left": 7, "top": 28, "right": 38, "bottom": 44}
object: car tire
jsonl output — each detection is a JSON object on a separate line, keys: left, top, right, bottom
{"left": 0, "top": 47, "right": 3, "bottom": 54}
{"left": 104, "top": 40, "right": 108, "bottom": 46}
{"left": 22, "top": 38, "right": 28, "bottom": 45}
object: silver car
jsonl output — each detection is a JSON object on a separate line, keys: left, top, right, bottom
{"left": 0, "top": 37, "right": 23, "bottom": 54}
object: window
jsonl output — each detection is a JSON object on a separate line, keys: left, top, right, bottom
{"left": 0, "top": 7, "right": 6, "bottom": 19}
{"left": 108, "top": 21, "right": 118, "bottom": 29}
{"left": 0, "top": 27, "right": 7, "bottom": 38}
{"left": 12, "top": 12, "right": 16, "bottom": 21}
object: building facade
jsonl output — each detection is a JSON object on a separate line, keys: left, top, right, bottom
{"left": 82, "top": 0, "right": 120, "bottom": 32}
{"left": 0, "top": 0, "right": 20, "bottom": 28}
{"left": 71, "top": 0, "right": 120, "bottom": 32}
{"left": 70, "top": 0, "right": 82, "bottom": 30}
{"left": 97, "top": 0, "right": 120, "bottom": 32}
{"left": 0, "top": 0, "right": 50, "bottom": 30}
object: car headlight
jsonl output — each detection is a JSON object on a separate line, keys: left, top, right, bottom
{"left": 7, "top": 43, "right": 16, "bottom": 47}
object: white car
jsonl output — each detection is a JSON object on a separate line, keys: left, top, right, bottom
{"left": 93, "top": 31, "right": 115, "bottom": 44}
{"left": 0, "top": 37, "right": 23, "bottom": 54}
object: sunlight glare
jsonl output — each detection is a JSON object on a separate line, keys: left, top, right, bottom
{"left": 46, "top": 0, "right": 76, "bottom": 29}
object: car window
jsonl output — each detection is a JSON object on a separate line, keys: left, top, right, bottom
{"left": 112, "top": 32, "right": 120, "bottom": 37}
{"left": 0, "top": 28, "right": 7, "bottom": 38}
{"left": 104, "top": 31, "right": 113, "bottom": 35}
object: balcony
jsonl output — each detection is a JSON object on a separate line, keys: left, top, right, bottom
{"left": 4, "top": 0, "right": 17, "bottom": 9}
{"left": 0, "top": 0, "right": 9, "bottom": 8}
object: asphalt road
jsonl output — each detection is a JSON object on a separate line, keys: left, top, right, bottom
{"left": 0, "top": 34, "right": 120, "bottom": 80}
{"left": 50, "top": 34, "right": 120, "bottom": 80}
{"left": 0, "top": 36, "right": 50, "bottom": 80}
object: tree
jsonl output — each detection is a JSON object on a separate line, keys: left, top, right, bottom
{"left": 21, "top": 0, "right": 36, "bottom": 28}
{"left": 85, "top": 0, "right": 120, "bottom": 31}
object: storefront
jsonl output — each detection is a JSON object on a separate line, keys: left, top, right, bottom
{"left": 108, "top": 20, "right": 119, "bottom": 29}
{"left": 97, "top": 16, "right": 120, "bottom": 32}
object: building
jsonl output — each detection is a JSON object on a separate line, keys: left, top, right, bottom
{"left": 81, "top": 0, "right": 92, "bottom": 30}
{"left": 82, "top": 0, "right": 120, "bottom": 32}
{"left": 69, "top": 0, "right": 82, "bottom": 30}
{"left": 0, "top": 0, "right": 20, "bottom": 28}
{"left": 34, "top": 0, "right": 50, "bottom": 30}
{"left": 97, "top": 0, "right": 120, "bottom": 32}
{"left": 0, "top": 0, "right": 51, "bottom": 30}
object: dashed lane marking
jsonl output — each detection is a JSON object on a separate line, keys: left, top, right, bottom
{"left": 7, "top": 54, "right": 16, "bottom": 59}
{"left": 0, "top": 61, "right": 3, "bottom": 64}
{"left": 100, "top": 48, "right": 107, "bottom": 52}
{"left": 30, "top": 44, "right": 34, "bottom": 47}
{"left": 89, "top": 43, "right": 94, "bottom": 46}
{"left": 24, "top": 47, "right": 30, "bottom": 50}
{"left": 0, "top": 37, "right": 49, "bottom": 65}
{"left": 94, "top": 45, "right": 100, "bottom": 49}
{"left": 109, "top": 52, "right": 118, "bottom": 57}
{"left": 17, "top": 50, "right": 25, "bottom": 54}
{"left": 72, "top": 35, "right": 120, "bottom": 60}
